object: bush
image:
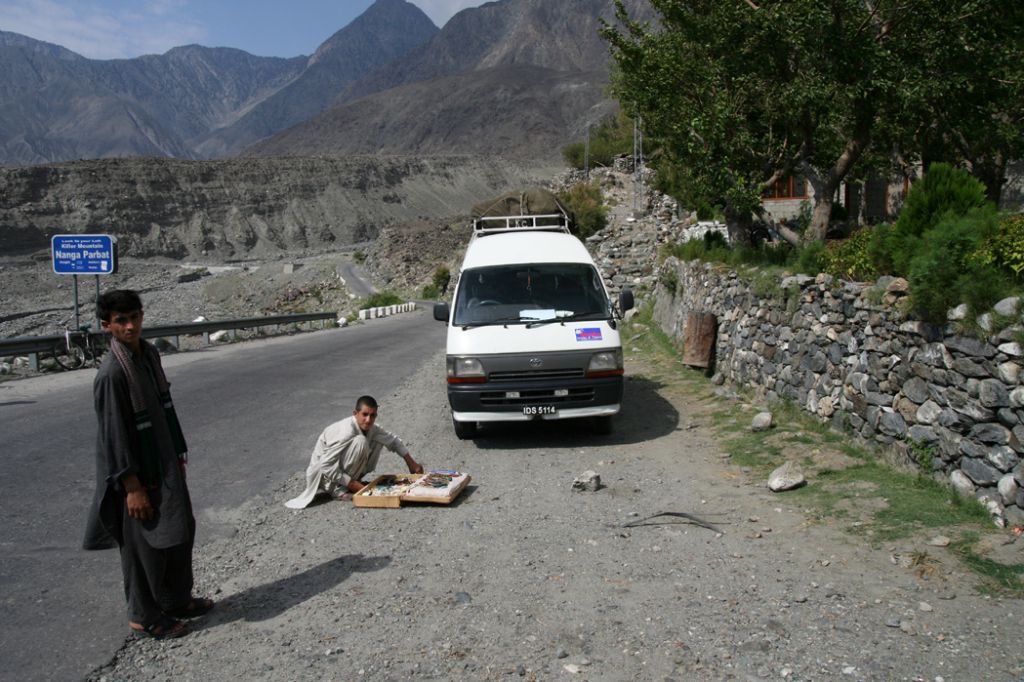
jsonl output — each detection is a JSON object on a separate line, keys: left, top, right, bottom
{"left": 431, "top": 266, "right": 451, "bottom": 294}
{"left": 558, "top": 180, "right": 607, "bottom": 239}
{"left": 668, "top": 231, "right": 731, "bottom": 263}
{"left": 820, "top": 227, "right": 879, "bottom": 281}
{"left": 421, "top": 284, "right": 439, "bottom": 300}
{"left": 896, "top": 163, "right": 988, "bottom": 238}
{"left": 793, "top": 240, "right": 828, "bottom": 275}
{"left": 865, "top": 223, "right": 896, "bottom": 275}
{"left": 977, "top": 213, "right": 1024, "bottom": 281}
{"left": 561, "top": 112, "right": 634, "bottom": 169}
{"left": 906, "top": 207, "right": 1001, "bottom": 323}
{"left": 890, "top": 163, "right": 988, "bottom": 274}
{"left": 360, "top": 291, "right": 404, "bottom": 310}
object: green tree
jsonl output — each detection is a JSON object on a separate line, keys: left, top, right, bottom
{"left": 600, "top": 0, "right": 1023, "bottom": 244}
{"left": 562, "top": 111, "right": 635, "bottom": 169}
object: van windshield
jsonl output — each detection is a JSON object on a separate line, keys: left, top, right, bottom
{"left": 453, "top": 263, "right": 610, "bottom": 327}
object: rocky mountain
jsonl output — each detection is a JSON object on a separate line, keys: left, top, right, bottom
{"left": 0, "top": 0, "right": 436, "bottom": 165}
{"left": 247, "top": 0, "right": 655, "bottom": 162}
{"left": 194, "top": 0, "right": 438, "bottom": 157}
{"left": 0, "top": 34, "right": 306, "bottom": 164}
{"left": 0, "top": 0, "right": 655, "bottom": 266}
{"left": 0, "top": 155, "right": 554, "bottom": 260}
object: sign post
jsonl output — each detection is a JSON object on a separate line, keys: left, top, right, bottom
{"left": 51, "top": 234, "right": 118, "bottom": 330}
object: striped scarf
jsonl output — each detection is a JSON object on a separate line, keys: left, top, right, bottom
{"left": 109, "top": 337, "right": 188, "bottom": 485}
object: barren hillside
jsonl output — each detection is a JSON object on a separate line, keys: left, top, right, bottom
{"left": 0, "top": 155, "right": 556, "bottom": 260}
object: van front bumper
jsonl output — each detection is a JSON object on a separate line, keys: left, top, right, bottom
{"left": 447, "top": 375, "right": 623, "bottom": 422}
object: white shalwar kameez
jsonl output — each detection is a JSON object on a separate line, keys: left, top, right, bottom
{"left": 284, "top": 415, "right": 410, "bottom": 509}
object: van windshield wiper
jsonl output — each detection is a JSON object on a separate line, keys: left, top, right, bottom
{"left": 525, "top": 311, "right": 605, "bottom": 328}
{"left": 459, "top": 316, "right": 536, "bottom": 330}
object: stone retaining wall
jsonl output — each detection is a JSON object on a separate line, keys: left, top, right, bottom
{"left": 653, "top": 257, "right": 1024, "bottom": 528}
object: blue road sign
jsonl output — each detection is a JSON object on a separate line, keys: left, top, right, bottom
{"left": 51, "top": 234, "right": 117, "bottom": 275}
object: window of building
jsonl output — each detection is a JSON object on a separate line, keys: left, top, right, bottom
{"left": 764, "top": 175, "right": 808, "bottom": 200}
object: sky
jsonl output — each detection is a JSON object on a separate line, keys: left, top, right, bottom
{"left": 0, "top": 0, "right": 486, "bottom": 60}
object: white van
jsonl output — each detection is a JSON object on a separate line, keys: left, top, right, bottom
{"left": 433, "top": 207, "right": 633, "bottom": 439}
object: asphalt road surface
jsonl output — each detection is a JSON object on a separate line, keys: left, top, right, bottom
{"left": 0, "top": 310, "right": 444, "bottom": 682}
{"left": 336, "top": 261, "right": 376, "bottom": 298}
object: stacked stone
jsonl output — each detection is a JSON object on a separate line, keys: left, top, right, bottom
{"left": 584, "top": 168, "right": 697, "bottom": 297}
{"left": 652, "top": 257, "right": 1024, "bottom": 528}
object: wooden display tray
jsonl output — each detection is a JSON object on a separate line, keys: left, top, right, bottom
{"left": 352, "top": 473, "right": 471, "bottom": 508}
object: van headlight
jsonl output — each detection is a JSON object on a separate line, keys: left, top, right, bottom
{"left": 586, "top": 349, "right": 623, "bottom": 377}
{"left": 447, "top": 357, "right": 486, "bottom": 383}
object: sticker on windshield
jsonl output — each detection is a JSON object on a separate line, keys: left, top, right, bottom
{"left": 575, "top": 327, "right": 602, "bottom": 341}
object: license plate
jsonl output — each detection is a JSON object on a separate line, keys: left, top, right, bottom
{"left": 522, "top": 405, "right": 556, "bottom": 416}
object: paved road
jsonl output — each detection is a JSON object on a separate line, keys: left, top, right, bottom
{"left": 0, "top": 310, "right": 444, "bottom": 682}
{"left": 337, "top": 261, "right": 376, "bottom": 298}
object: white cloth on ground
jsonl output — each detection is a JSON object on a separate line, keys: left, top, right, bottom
{"left": 284, "top": 415, "right": 410, "bottom": 509}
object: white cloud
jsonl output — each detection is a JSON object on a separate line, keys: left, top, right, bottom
{"left": 0, "top": 0, "right": 205, "bottom": 59}
{"left": 413, "top": 0, "right": 487, "bottom": 28}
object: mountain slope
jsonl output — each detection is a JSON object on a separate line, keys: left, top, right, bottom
{"left": 338, "top": 0, "right": 652, "bottom": 102}
{"left": 247, "top": 0, "right": 654, "bottom": 161}
{"left": 0, "top": 33, "right": 306, "bottom": 165}
{"left": 0, "top": 0, "right": 437, "bottom": 165}
{"left": 0, "top": 155, "right": 552, "bottom": 259}
{"left": 193, "top": 0, "right": 438, "bottom": 157}
{"left": 247, "top": 65, "right": 615, "bottom": 161}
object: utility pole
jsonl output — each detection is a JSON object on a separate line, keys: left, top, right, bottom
{"left": 584, "top": 127, "right": 590, "bottom": 181}
{"left": 632, "top": 116, "right": 644, "bottom": 217}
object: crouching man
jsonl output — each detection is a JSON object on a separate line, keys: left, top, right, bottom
{"left": 285, "top": 395, "right": 422, "bottom": 509}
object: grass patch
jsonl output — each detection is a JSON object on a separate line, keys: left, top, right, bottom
{"left": 788, "top": 463, "right": 991, "bottom": 540}
{"left": 723, "top": 431, "right": 782, "bottom": 469}
{"left": 949, "top": 532, "right": 1024, "bottom": 595}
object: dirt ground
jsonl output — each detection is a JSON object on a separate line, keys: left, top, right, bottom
{"left": 86, "top": 338, "right": 1023, "bottom": 682}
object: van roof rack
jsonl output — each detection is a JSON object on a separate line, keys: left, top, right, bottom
{"left": 472, "top": 213, "right": 572, "bottom": 235}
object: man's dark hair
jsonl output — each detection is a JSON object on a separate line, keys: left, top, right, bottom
{"left": 97, "top": 290, "right": 143, "bottom": 322}
{"left": 355, "top": 395, "right": 378, "bottom": 410}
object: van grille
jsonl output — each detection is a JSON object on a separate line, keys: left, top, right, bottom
{"left": 489, "top": 368, "right": 585, "bottom": 382}
{"left": 480, "top": 387, "right": 595, "bottom": 406}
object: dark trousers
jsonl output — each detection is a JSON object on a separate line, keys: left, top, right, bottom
{"left": 119, "top": 508, "right": 195, "bottom": 624}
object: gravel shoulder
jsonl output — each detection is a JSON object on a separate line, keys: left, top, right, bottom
{"left": 88, "top": 339, "right": 1023, "bottom": 681}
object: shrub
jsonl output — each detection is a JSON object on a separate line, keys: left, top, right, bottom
{"left": 421, "top": 284, "right": 439, "bottom": 300}
{"left": 669, "top": 231, "right": 731, "bottom": 263}
{"left": 896, "top": 163, "right": 988, "bottom": 238}
{"left": 794, "top": 240, "right": 828, "bottom": 275}
{"left": 890, "top": 163, "right": 988, "bottom": 274}
{"left": 658, "top": 264, "right": 679, "bottom": 294}
{"left": 360, "top": 291, "right": 404, "bottom": 310}
{"left": 561, "top": 112, "right": 634, "bottom": 169}
{"left": 865, "top": 223, "right": 896, "bottom": 275}
{"left": 976, "top": 213, "right": 1024, "bottom": 281}
{"left": 820, "top": 227, "right": 878, "bottom": 281}
{"left": 906, "top": 207, "right": 1000, "bottom": 323}
{"left": 558, "top": 180, "right": 607, "bottom": 239}
{"left": 431, "top": 266, "right": 451, "bottom": 294}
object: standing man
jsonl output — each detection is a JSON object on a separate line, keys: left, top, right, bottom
{"left": 285, "top": 395, "right": 423, "bottom": 509}
{"left": 83, "top": 290, "right": 212, "bottom": 640}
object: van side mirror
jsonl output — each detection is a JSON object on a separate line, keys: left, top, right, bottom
{"left": 619, "top": 288, "right": 634, "bottom": 313}
{"left": 433, "top": 302, "right": 450, "bottom": 322}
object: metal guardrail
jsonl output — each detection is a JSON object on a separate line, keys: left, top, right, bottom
{"left": 0, "top": 311, "right": 337, "bottom": 371}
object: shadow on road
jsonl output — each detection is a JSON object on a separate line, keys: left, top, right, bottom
{"left": 471, "top": 375, "right": 679, "bottom": 449}
{"left": 190, "top": 553, "right": 391, "bottom": 629}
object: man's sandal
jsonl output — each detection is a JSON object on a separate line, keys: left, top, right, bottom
{"left": 166, "top": 597, "right": 215, "bottom": 619}
{"left": 130, "top": 616, "right": 189, "bottom": 640}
